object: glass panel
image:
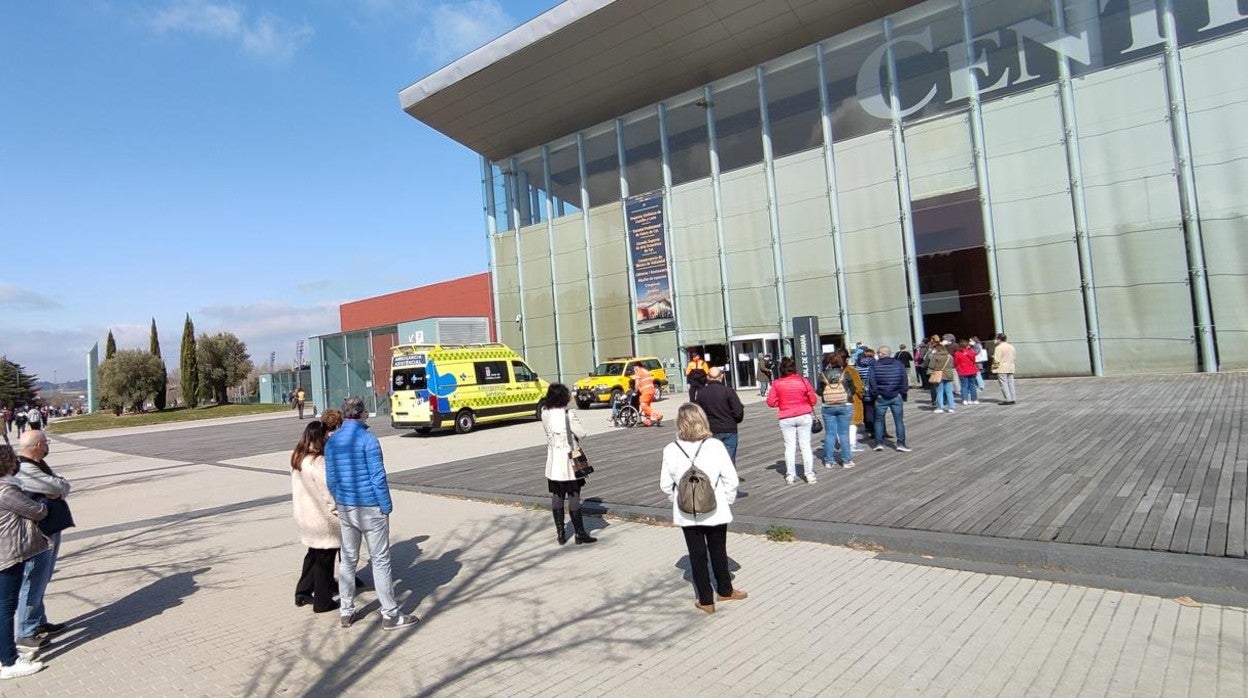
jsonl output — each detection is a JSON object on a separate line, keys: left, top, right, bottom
{"left": 765, "top": 52, "right": 823, "bottom": 158}
{"left": 720, "top": 167, "right": 777, "bottom": 333}
{"left": 833, "top": 131, "right": 911, "bottom": 346}
{"left": 668, "top": 180, "right": 724, "bottom": 338}
{"left": 323, "top": 335, "right": 349, "bottom": 409}
{"left": 713, "top": 77, "right": 763, "bottom": 173}
{"left": 1174, "top": 0, "right": 1248, "bottom": 47}
{"left": 1182, "top": 33, "right": 1248, "bottom": 369}
{"left": 345, "top": 331, "right": 372, "bottom": 410}
{"left": 495, "top": 233, "right": 522, "bottom": 350}
{"left": 967, "top": 0, "right": 1071, "bottom": 94}
{"left": 1074, "top": 59, "right": 1193, "bottom": 373}
{"left": 519, "top": 223, "right": 556, "bottom": 376}
{"left": 912, "top": 189, "right": 994, "bottom": 343}
{"left": 623, "top": 109, "right": 664, "bottom": 195}
{"left": 903, "top": 111, "right": 976, "bottom": 199}
{"left": 547, "top": 141, "right": 582, "bottom": 218}
{"left": 775, "top": 150, "right": 840, "bottom": 329}
{"left": 552, "top": 215, "right": 592, "bottom": 381}
{"left": 980, "top": 88, "right": 1089, "bottom": 375}
{"left": 584, "top": 128, "right": 620, "bottom": 207}
{"left": 588, "top": 206, "right": 633, "bottom": 358}
{"left": 823, "top": 25, "right": 893, "bottom": 141}
{"left": 489, "top": 161, "right": 511, "bottom": 232}
{"left": 514, "top": 150, "right": 545, "bottom": 227}
{"left": 666, "top": 99, "right": 712, "bottom": 185}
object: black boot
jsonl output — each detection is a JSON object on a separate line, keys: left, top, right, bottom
{"left": 570, "top": 510, "right": 597, "bottom": 544}
{"left": 553, "top": 507, "right": 568, "bottom": 545}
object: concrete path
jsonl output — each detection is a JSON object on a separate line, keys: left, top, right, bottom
{"left": 10, "top": 423, "right": 1245, "bottom": 695}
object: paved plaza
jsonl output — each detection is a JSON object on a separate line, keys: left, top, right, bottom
{"left": 13, "top": 375, "right": 1248, "bottom": 695}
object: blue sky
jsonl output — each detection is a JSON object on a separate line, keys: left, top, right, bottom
{"left": 0, "top": 0, "right": 558, "bottom": 383}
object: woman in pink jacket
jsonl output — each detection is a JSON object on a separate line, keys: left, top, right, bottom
{"left": 765, "top": 357, "right": 819, "bottom": 484}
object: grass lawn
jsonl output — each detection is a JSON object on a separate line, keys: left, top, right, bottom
{"left": 48, "top": 403, "right": 294, "bottom": 435}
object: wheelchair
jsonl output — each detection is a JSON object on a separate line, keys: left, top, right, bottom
{"left": 611, "top": 390, "right": 642, "bottom": 428}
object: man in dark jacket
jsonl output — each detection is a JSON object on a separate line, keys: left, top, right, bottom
{"left": 693, "top": 367, "right": 745, "bottom": 463}
{"left": 867, "top": 346, "right": 911, "bottom": 452}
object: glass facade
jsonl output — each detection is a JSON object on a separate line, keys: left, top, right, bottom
{"left": 485, "top": 0, "right": 1248, "bottom": 380}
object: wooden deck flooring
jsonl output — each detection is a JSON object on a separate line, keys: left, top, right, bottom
{"left": 389, "top": 373, "right": 1247, "bottom": 559}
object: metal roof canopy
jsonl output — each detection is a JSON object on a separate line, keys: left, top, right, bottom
{"left": 400, "top": 0, "right": 922, "bottom": 162}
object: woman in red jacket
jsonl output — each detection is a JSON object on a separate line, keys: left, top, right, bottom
{"left": 765, "top": 357, "right": 819, "bottom": 484}
{"left": 953, "top": 339, "right": 980, "bottom": 405}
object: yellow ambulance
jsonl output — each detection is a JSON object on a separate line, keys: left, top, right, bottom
{"left": 389, "top": 343, "right": 549, "bottom": 434}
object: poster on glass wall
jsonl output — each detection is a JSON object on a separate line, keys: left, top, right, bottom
{"left": 626, "top": 190, "right": 675, "bottom": 334}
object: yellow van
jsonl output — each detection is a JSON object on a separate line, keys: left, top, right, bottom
{"left": 389, "top": 343, "right": 548, "bottom": 434}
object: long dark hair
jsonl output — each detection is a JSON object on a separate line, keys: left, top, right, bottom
{"left": 778, "top": 357, "right": 798, "bottom": 377}
{"left": 545, "top": 383, "right": 571, "bottom": 409}
{"left": 291, "top": 420, "right": 328, "bottom": 471}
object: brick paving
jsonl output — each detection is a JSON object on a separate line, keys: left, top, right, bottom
{"left": 4, "top": 422, "right": 1242, "bottom": 695}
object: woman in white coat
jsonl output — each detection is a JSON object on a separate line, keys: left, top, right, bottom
{"left": 660, "top": 403, "right": 747, "bottom": 614}
{"left": 541, "top": 383, "right": 596, "bottom": 545}
{"left": 290, "top": 420, "right": 341, "bottom": 613}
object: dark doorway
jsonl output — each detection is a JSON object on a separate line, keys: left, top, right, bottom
{"left": 912, "top": 189, "right": 995, "bottom": 342}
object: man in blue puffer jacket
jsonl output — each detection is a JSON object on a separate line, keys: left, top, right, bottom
{"left": 867, "top": 346, "right": 911, "bottom": 453}
{"left": 325, "top": 396, "right": 418, "bottom": 631}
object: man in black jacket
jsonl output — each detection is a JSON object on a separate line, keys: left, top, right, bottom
{"left": 693, "top": 367, "right": 745, "bottom": 463}
{"left": 867, "top": 346, "right": 911, "bottom": 452}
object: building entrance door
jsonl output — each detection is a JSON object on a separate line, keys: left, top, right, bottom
{"left": 729, "top": 334, "right": 781, "bottom": 391}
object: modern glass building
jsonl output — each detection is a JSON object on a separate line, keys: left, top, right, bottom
{"left": 401, "top": 0, "right": 1247, "bottom": 387}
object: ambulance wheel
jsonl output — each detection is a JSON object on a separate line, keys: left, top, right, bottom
{"left": 535, "top": 400, "right": 546, "bottom": 421}
{"left": 454, "top": 410, "right": 476, "bottom": 434}
{"left": 575, "top": 396, "right": 592, "bottom": 410}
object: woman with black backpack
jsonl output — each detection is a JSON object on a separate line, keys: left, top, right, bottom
{"left": 659, "top": 403, "right": 745, "bottom": 615}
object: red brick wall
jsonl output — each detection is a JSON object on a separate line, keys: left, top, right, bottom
{"left": 339, "top": 272, "right": 495, "bottom": 336}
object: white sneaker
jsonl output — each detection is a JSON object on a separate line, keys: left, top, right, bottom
{"left": 785, "top": 475, "right": 796, "bottom": 484}
{"left": 0, "top": 657, "right": 45, "bottom": 680}
{"left": 896, "top": 445, "right": 912, "bottom": 453}
{"left": 806, "top": 475, "right": 817, "bottom": 484}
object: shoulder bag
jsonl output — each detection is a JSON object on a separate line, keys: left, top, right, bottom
{"left": 927, "top": 355, "right": 949, "bottom": 385}
{"left": 565, "top": 410, "right": 593, "bottom": 478}
{"left": 34, "top": 494, "right": 75, "bottom": 536}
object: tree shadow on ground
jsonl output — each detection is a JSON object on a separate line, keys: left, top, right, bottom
{"left": 40, "top": 567, "right": 210, "bottom": 661}
{"left": 245, "top": 514, "right": 690, "bottom": 697}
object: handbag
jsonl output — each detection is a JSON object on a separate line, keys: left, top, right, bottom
{"left": 810, "top": 409, "right": 824, "bottom": 434}
{"left": 565, "top": 410, "right": 593, "bottom": 478}
{"left": 34, "top": 494, "right": 75, "bottom": 536}
{"left": 927, "top": 355, "right": 949, "bottom": 384}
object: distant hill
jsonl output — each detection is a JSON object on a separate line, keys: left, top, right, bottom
{"left": 36, "top": 379, "right": 87, "bottom": 392}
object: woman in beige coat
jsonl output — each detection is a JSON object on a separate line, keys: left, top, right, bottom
{"left": 541, "top": 384, "right": 596, "bottom": 545}
{"left": 291, "top": 420, "right": 341, "bottom": 613}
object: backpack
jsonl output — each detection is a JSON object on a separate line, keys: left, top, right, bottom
{"left": 675, "top": 441, "right": 716, "bottom": 516}
{"left": 821, "top": 370, "right": 847, "bottom": 405}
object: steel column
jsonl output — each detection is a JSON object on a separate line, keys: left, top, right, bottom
{"left": 883, "top": 18, "right": 926, "bottom": 348}
{"left": 1160, "top": 0, "right": 1218, "bottom": 372}
{"left": 617, "top": 119, "right": 641, "bottom": 355}
{"left": 658, "top": 103, "right": 687, "bottom": 388}
{"left": 757, "top": 65, "right": 791, "bottom": 343}
{"left": 815, "top": 44, "right": 852, "bottom": 341}
{"left": 1052, "top": 0, "right": 1105, "bottom": 376}
{"left": 481, "top": 156, "right": 503, "bottom": 344}
{"left": 705, "top": 85, "right": 735, "bottom": 344}
{"left": 542, "top": 147, "right": 565, "bottom": 381}
{"left": 576, "top": 134, "right": 601, "bottom": 365}
{"left": 508, "top": 156, "right": 529, "bottom": 358}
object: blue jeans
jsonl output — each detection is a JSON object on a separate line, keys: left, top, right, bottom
{"left": 959, "top": 376, "right": 978, "bottom": 403}
{"left": 714, "top": 432, "right": 739, "bottom": 463}
{"left": 17, "top": 531, "right": 60, "bottom": 638}
{"left": 873, "top": 396, "right": 906, "bottom": 447}
{"left": 821, "top": 403, "right": 853, "bottom": 465}
{"left": 935, "top": 380, "right": 956, "bottom": 410}
{"left": 338, "top": 506, "right": 399, "bottom": 619}
{"left": 0, "top": 562, "right": 22, "bottom": 666}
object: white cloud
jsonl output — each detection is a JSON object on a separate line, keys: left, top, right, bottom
{"left": 147, "top": 0, "right": 313, "bottom": 62}
{"left": 0, "top": 283, "right": 61, "bottom": 311}
{"left": 197, "top": 301, "right": 340, "bottom": 365}
{"left": 418, "top": 0, "right": 515, "bottom": 65}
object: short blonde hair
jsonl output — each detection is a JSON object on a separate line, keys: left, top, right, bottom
{"left": 676, "top": 403, "right": 713, "bottom": 441}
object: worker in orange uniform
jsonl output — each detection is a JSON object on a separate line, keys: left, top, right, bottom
{"left": 634, "top": 364, "right": 663, "bottom": 427}
{"left": 685, "top": 352, "right": 709, "bottom": 379}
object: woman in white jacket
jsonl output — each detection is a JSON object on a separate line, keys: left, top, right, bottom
{"left": 541, "top": 384, "right": 595, "bottom": 545}
{"left": 290, "top": 420, "right": 341, "bottom": 613}
{"left": 660, "top": 403, "right": 747, "bottom": 614}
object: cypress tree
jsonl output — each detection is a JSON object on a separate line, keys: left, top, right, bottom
{"left": 150, "top": 318, "right": 168, "bottom": 410}
{"left": 180, "top": 314, "right": 199, "bottom": 408}
{"left": 105, "top": 330, "right": 117, "bottom": 359}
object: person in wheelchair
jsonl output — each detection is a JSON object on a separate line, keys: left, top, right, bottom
{"left": 611, "top": 379, "right": 642, "bottom": 428}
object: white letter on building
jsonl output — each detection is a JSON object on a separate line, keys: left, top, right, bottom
{"left": 856, "top": 27, "right": 937, "bottom": 119}
{"left": 1199, "top": 0, "right": 1248, "bottom": 31}
{"left": 943, "top": 31, "right": 1011, "bottom": 102}
{"left": 1009, "top": 19, "right": 1092, "bottom": 84}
